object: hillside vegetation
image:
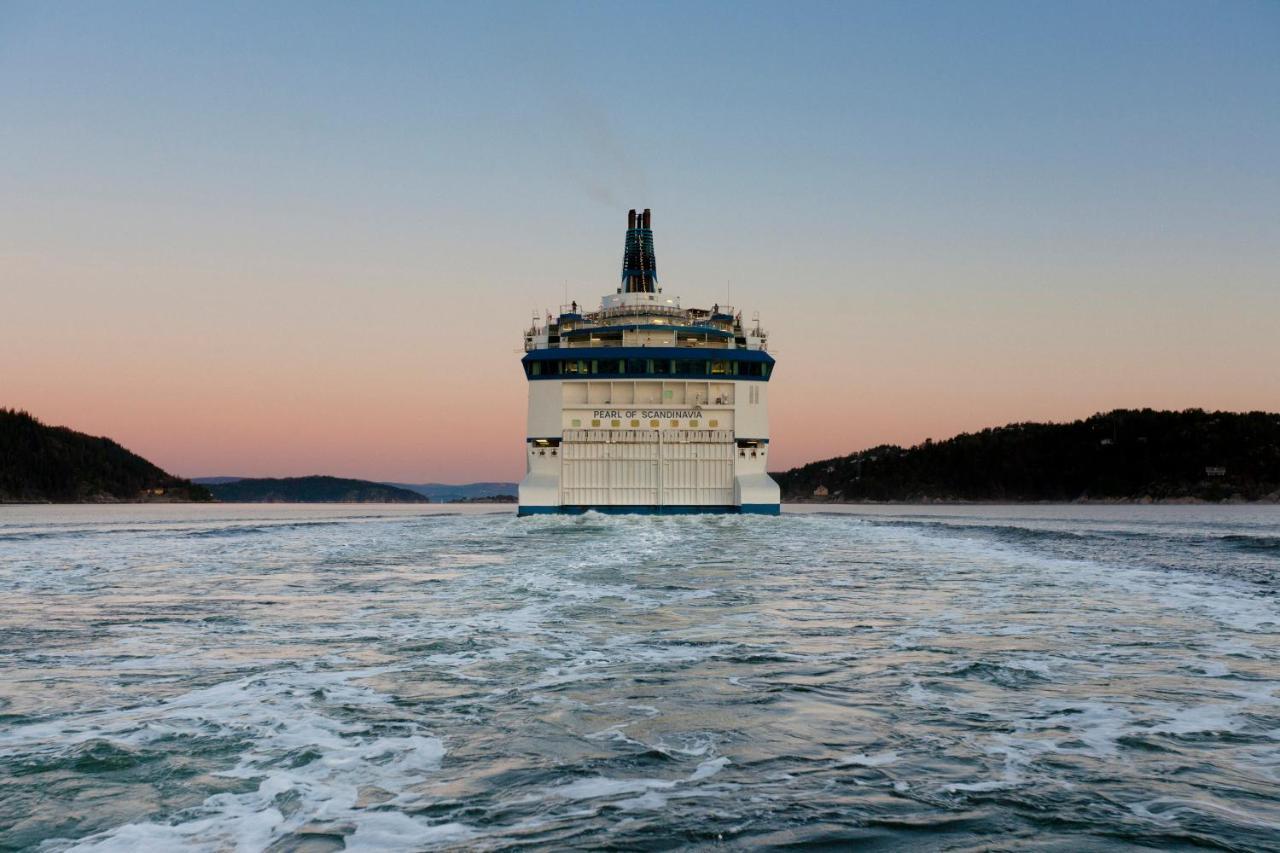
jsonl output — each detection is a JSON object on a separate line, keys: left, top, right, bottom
{"left": 774, "top": 409, "right": 1280, "bottom": 504}
{"left": 0, "top": 409, "right": 212, "bottom": 503}
{"left": 208, "top": 476, "right": 430, "bottom": 503}
{"left": 382, "top": 482, "right": 518, "bottom": 501}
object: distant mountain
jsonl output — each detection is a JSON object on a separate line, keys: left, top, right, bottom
{"left": 195, "top": 478, "right": 518, "bottom": 502}
{"left": 0, "top": 408, "right": 213, "bottom": 503}
{"left": 384, "top": 482, "right": 517, "bottom": 502}
{"left": 774, "top": 409, "right": 1280, "bottom": 504}
{"left": 207, "top": 476, "right": 430, "bottom": 503}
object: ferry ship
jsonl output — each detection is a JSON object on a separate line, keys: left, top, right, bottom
{"left": 518, "top": 209, "right": 780, "bottom": 515}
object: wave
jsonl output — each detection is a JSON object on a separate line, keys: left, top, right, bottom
{"left": 183, "top": 520, "right": 351, "bottom": 538}
{"left": 868, "top": 518, "right": 1280, "bottom": 570}
{"left": 1219, "top": 534, "right": 1280, "bottom": 555}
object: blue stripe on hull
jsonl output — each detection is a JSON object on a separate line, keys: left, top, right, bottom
{"left": 518, "top": 504, "right": 780, "bottom": 517}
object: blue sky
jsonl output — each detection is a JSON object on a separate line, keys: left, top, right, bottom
{"left": 2, "top": 1, "right": 1277, "bottom": 479}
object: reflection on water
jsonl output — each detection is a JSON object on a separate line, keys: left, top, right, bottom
{"left": 1, "top": 503, "right": 1278, "bottom": 850}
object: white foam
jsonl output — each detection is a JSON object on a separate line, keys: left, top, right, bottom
{"left": 1035, "top": 702, "right": 1134, "bottom": 757}
{"left": 547, "top": 755, "right": 730, "bottom": 803}
{"left": 614, "top": 791, "right": 671, "bottom": 812}
{"left": 1129, "top": 796, "right": 1280, "bottom": 831}
{"left": 947, "top": 779, "right": 1016, "bottom": 793}
{"left": 836, "top": 751, "right": 898, "bottom": 768}
{"left": 1005, "top": 658, "right": 1055, "bottom": 678}
{"left": 904, "top": 679, "right": 948, "bottom": 708}
{"left": 689, "top": 756, "right": 731, "bottom": 780}
{"left": 1196, "top": 661, "right": 1232, "bottom": 677}
{"left": 552, "top": 775, "right": 680, "bottom": 800}
{"left": 345, "top": 815, "right": 473, "bottom": 851}
{"left": 1147, "top": 705, "right": 1245, "bottom": 736}
{"left": 28, "top": 665, "right": 458, "bottom": 852}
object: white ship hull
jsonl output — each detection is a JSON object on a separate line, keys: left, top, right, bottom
{"left": 518, "top": 376, "right": 779, "bottom": 515}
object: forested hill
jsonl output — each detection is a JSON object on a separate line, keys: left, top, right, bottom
{"left": 0, "top": 409, "right": 213, "bottom": 503}
{"left": 775, "top": 409, "right": 1280, "bottom": 504}
{"left": 208, "top": 476, "right": 430, "bottom": 503}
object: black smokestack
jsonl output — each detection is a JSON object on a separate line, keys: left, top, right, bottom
{"left": 620, "top": 207, "right": 658, "bottom": 293}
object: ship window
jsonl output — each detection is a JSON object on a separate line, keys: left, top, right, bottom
{"left": 590, "top": 360, "right": 599, "bottom": 374}
{"left": 652, "top": 359, "right": 671, "bottom": 374}
{"left": 689, "top": 419, "right": 699, "bottom": 428}
{"left": 709, "top": 419, "right": 719, "bottom": 428}
{"left": 674, "top": 359, "right": 707, "bottom": 376}
{"left": 630, "top": 419, "right": 640, "bottom": 427}
{"left": 649, "top": 419, "right": 659, "bottom": 428}
{"left": 670, "top": 420, "right": 679, "bottom": 428}
{"left": 528, "top": 362, "right": 541, "bottom": 376}
{"left": 711, "top": 360, "right": 730, "bottom": 375}
{"left": 571, "top": 419, "right": 581, "bottom": 427}
{"left": 591, "top": 419, "right": 601, "bottom": 427}
{"left": 611, "top": 419, "right": 621, "bottom": 428}
{"left": 626, "top": 358, "right": 647, "bottom": 375}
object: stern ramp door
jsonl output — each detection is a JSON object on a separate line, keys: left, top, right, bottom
{"left": 561, "top": 429, "right": 734, "bottom": 506}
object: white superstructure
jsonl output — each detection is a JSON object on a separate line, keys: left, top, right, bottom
{"left": 518, "top": 209, "right": 779, "bottom": 515}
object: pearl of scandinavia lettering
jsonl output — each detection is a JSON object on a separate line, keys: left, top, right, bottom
{"left": 591, "top": 409, "right": 706, "bottom": 419}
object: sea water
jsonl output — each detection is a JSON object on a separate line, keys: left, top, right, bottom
{"left": 1, "top": 504, "right": 1278, "bottom": 851}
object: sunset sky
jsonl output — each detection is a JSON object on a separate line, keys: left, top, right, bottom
{"left": 3, "top": 1, "right": 1278, "bottom": 482}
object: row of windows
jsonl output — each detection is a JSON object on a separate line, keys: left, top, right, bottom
{"left": 569, "top": 418, "right": 722, "bottom": 429}
{"left": 526, "top": 359, "right": 771, "bottom": 378}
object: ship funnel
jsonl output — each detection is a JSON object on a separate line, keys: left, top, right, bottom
{"left": 621, "top": 207, "right": 658, "bottom": 293}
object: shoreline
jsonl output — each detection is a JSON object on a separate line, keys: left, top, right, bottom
{"left": 4, "top": 499, "right": 1278, "bottom": 507}
{"left": 0, "top": 500, "right": 503, "bottom": 506}
{"left": 785, "top": 497, "right": 1280, "bottom": 506}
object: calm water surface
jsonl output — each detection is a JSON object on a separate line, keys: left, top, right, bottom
{"left": 1, "top": 504, "right": 1278, "bottom": 851}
